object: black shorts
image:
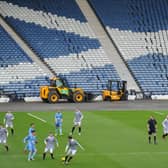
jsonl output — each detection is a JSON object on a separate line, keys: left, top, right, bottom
{"left": 148, "top": 130, "right": 156, "bottom": 135}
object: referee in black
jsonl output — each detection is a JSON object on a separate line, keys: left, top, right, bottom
{"left": 147, "top": 116, "right": 157, "bottom": 144}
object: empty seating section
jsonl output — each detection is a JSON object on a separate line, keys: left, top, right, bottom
{"left": 0, "top": 0, "right": 86, "bottom": 22}
{"left": 0, "top": 26, "right": 49, "bottom": 98}
{"left": 90, "top": 0, "right": 168, "bottom": 95}
{"left": 0, "top": 0, "right": 121, "bottom": 94}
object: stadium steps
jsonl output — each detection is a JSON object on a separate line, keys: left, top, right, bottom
{"left": 76, "top": 0, "right": 141, "bottom": 92}
{"left": 0, "top": 15, "right": 55, "bottom": 77}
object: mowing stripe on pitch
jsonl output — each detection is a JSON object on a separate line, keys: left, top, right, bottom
{"left": 154, "top": 111, "right": 164, "bottom": 115}
{"left": 27, "top": 113, "right": 47, "bottom": 123}
{"left": 4, "top": 152, "right": 168, "bottom": 157}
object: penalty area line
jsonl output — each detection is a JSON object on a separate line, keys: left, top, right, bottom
{"left": 27, "top": 113, "right": 47, "bottom": 123}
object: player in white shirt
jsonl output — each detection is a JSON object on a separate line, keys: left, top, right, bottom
{"left": 4, "top": 111, "right": 14, "bottom": 135}
{"left": 71, "top": 109, "right": 83, "bottom": 135}
{"left": 0, "top": 124, "right": 9, "bottom": 151}
{"left": 162, "top": 115, "right": 168, "bottom": 139}
{"left": 63, "top": 136, "right": 84, "bottom": 164}
{"left": 43, "top": 133, "right": 59, "bottom": 160}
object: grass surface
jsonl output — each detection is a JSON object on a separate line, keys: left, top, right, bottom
{"left": 0, "top": 110, "right": 168, "bottom": 168}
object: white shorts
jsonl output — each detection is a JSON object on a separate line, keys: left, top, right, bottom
{"left": 0, "top": 139, "right": 7, "bottom": 144}
{"left": 74, "top": 121, "right": 81, "bottom": 127}
{"left": 44, "top": 147, "right": 54, "bottom": 153}
{"left": 163, "top": 128, "right": 168, "bottom": 134}
{"left": 67, "top": 149, "right": 77, "bottom": 156}
{"left": 5, "top": 123, "right": 13, "bottom": 128}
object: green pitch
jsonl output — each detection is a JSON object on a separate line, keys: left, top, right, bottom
{"left": 0, "top": 110, "right": 168, "bottom": 168}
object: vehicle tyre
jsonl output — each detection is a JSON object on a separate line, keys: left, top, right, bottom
{"left": 48, "top": 92, "right": 59, "bottom": 103}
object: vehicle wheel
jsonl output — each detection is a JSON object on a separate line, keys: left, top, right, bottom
{"left": 48, "top": 92, "right": 59, "bottom": 103}
{"left": 73, "top": 92, "right": 84, "bottom": 103}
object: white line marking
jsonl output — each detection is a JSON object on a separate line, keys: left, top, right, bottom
{"left": 154, "top": 112, "right": 164, "bottom": 115}
{"left": 27, "top": 113, "right": 47, "bottom": 123}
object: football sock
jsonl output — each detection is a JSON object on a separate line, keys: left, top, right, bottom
{"left": 50, "top": 153, "right": 54, "bottom": 159}
{"left": 162, "top": 134, "right": 167, "bottom": 139}
{"left": 5, "top": 145, "right": 9, "bottom": 151}
{"left": 72, "top": 127, "right": 75, "bottom": 134}
{"left": 68, "top": 156, "right": 73, "bottom": 162}
{"left": 31, "top": 150, "right": 36, "bottom": 159}
{"left": 148, "top": 136, "right": 151, "bottom": 143}
{"left": 154, "top": 136, "right": 157, "bottom": 144}
{"left": 64, "top": 155, "right": 69, "bottom": 162}
{"left": 79, "top": 127, "right": 81, "bottom": 133}
{"left": 43, "top": 153, "right": 46, "bottom": 160}
{"left": 11, "top": 129, "right": 14, "bottom": 135}
{"left": 59, "top": 127, "right": 62, "bottom": 135}
{"left": 28, "top": 152, "right": 32, "bottom": 160}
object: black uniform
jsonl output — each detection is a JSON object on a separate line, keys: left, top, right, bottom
{"left": 148, "top": 118, "right": 157, "bottom": 135}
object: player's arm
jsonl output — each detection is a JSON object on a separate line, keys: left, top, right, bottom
{"left": 65, "top": 143, "right": 69, "bottom": 153}
{"left": 28, "top": 128, "right": 32, "bottom": 135}
{"left": 155, "top": 124, "right": 157, "bottom": 132}
{"left": 162, "top": 120, "right": 166, "bottom": 128}
{"left": 155, "top": 120, "right": 157, "bottom": 131}
{"left": 44, "top": 138, "right": 47, "bottom": 145}
{"left": 80, "top": 113, "right": 84, "bottom": 121}
{"left": 56, "top": 139, "right": 59, "bottom": 147}
{"left": 12, "top": 114, "right": 15, "bottom": 120}
{"left": 147, "top": 123, "right": 149, "bottom": 131}
{"left": 3, "top": 115, "right": 6, "bottom": 124}
{"left": 23, "top": 136, "right": 28, "bottom": 143}
{"left": 77, "top": 141, "right": 85, "bottom": 151}
{"left": 6, "top": 129, "right": 9, "bottom": 137}
{"left": 55, "top": 115, "right": 57, "bottom": 123}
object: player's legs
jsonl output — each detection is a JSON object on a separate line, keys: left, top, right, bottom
{"left": 43, "top": 147, "right": 49, "bottom": 160}
{"left": 56, "top": 123, "right": 63, "bottom": 135}
{"left": 4, "top": 143, "right": 9, "bottom": 151}
{"left": 31, "top": 148, "right": 37, "bottom": 160}
{"left": 10, "top": 125, "right": 14, "bottom": 136}
{"left": 148, "top": 131, "right": 152, "bottom": 144}
{"left": 162, "top": 133, "right": 168, "bottom": 139}
{"left": 153, "top": 133, "right": 157, "bottom": 144}
{"left": 64, "top": 149, "right": 71, "bottom": 164}
{"left": 59, "top": 125, "right": 63, "bottom": 135}
{"left": 24, "top": 143, "right": 28, "bottom": 153}
{"left": 27, "top": 145, "right": 36, "bottom": 161}
{"left": 72, "top": 122, "right": 81, "bottom": 135}
{"left": 6, "top": 124, "right": 14, "bottom": 135}
{"left": 0, "top": 139, "right": 9, "bottom": 151}
{"left": 64, "top": 149, "right": 76, "bottom": 164}
{"left": 27, "top": 145, "right": 33, "bottom": 161}
{"left": 9, "top": 124, "right": 14, "bottom": 135}
{"left": 71, "top": 125, "right": 76, "bottom": 134}
{"left": 49, "top": 148, "right": 54, "bottom": 159}
{"left": 67, "top": 150, "right": 77, "bottom": 163}
{"left": 162, "top": 128, "right": 168, "bottom": 139}
{"left": 3, "top": 139, "right": 8, "bottom": 151}
{"left": 78, "top": 122, "right": 82, "bottom": 135}
{"left": 56, "top": 125, "right": 59, "bottom": 135}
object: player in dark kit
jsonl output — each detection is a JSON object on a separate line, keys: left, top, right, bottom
{"left": 147, "top": 116, "right": 157, "bottom": 144}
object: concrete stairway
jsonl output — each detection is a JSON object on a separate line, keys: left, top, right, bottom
{"left": 0, "top": 16, "right": 55, "bottom": 77}
{"left": 76, "top": 0, "right": 141, "bottom": 92}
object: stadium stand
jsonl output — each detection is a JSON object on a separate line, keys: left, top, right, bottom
{"left": 0, "top": 25, "right": 50, "bottom": 99}
{"left": 90, "top": 0, "right": 168, "bottom": 96}
{"left": 0, "top": 0, "right": 121, "bottom": 95}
